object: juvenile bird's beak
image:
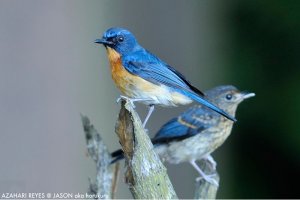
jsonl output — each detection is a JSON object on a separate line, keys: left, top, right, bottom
{"left": 241, "top": 91, "right": 255, "bottom": 99}
{"left": 94, "top": 38, "right": 113, "bottom": 45}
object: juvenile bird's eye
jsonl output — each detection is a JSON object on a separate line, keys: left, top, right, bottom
{"left": 117, "top": 36, "right": 124, "bottom": 42}
{"left": 226, "top": 94, "right": 232, "bottom": 100}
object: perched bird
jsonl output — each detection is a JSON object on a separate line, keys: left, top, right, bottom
{"left": 95, "top": 27, "right": 236, "bottom": 127}
{"left": 111, "top": 85, "right": 255, "bottom": 185}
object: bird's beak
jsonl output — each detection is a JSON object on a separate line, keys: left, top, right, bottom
{"left": 94, "top": 38, "right": 113, "bottom": 45}
{"left": 241, "top": 91, "right": 255, "bottom": 99}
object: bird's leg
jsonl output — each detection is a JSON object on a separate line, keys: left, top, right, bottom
{"left": 190, "top": 159, "right": 219, "bottom": 186}
{"left": 203, "top": 154, "right": 217, "bottom": 170}
{"left": 142, "top": 104, "right": 155, "bottom": 128}
{"left": 116, "top": 95, "right": 151, "bottom": 108}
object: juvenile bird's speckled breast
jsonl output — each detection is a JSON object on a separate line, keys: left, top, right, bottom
{"left": 155, "top": 120, "right": 234, "bottom": 164}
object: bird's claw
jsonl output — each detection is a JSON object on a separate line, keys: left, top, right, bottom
{"left": 209, "top": 160, "right": 217, "bottom": 171}
{"left": 116, "top": 96, "right": 136, "bottom": 108}
{"left": 196, "top": 173, "right": 219, "bottom": 187}
{"left": 203, "top": 154, "right": 217, "bottom": 170}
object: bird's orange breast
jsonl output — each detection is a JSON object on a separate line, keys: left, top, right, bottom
{"left": 106, "top": 47, "right": 161, "bottom": 97}
{"left": 106, "top": 47, "right": 134, "bottom": 95}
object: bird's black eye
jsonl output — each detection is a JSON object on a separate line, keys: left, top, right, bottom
{"left": 117, "top": 35, "right": 124, "bottom": 42}
{"left": 226, "top": 94, "right": 232, "bottom": 100}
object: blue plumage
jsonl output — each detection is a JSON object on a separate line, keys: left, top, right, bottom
{"left": 95, "top": 27, "right": 236, "bottom": 126}
{"left": 121, "top": 47, "right": 236, "bottom": 121}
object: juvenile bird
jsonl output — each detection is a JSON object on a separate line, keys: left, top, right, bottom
{"left": 111, "top": 85, "right": 255, "bottom": 185}
{"left": 95, "top": 27, "right": 236, "bottom": 127}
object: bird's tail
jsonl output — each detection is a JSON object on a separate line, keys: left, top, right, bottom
{"left": 110, "top": 149, "right": 124, "bottom": 164}
{"left": 182, "top": 90, "right": 237, "bottom": 122}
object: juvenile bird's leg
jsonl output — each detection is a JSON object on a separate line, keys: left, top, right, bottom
{"left": 142, "top": 104, "right": 154, "bottom": 128}
{"left": 203, "top": 154, "right": 217, "bottom": 170}
{"left": 190, "top": 159, "right": 219, "bottom": 186}
{"left": 116, "top": 95, "right": 151, "bottom": 108}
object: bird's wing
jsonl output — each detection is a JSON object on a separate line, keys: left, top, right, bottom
{"left": 122, "top": 50, "right": 204, "bottom": 97}
{"left": 152, "top": 105, "right": 219, "bottom": 144}
{"left": 122, "top": 50, "right": 236, "bottom": 122}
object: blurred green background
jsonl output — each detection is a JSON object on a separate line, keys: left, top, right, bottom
{"left": 0, "top": 0, "right": 299, "bottom": 198}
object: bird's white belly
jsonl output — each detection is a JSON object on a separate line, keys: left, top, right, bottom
{"left": 128, "top": 83, "right": 193, "bottom": 107}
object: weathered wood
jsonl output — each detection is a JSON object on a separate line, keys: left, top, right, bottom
{"left": 81, "top": 114, "right": 117, "bottom": 199}
{"left": 115, "top": 100, "right": 178, "bottom": 199}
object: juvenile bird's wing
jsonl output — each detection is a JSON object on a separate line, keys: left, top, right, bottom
{"left": 122, "top": 50, "right": 204, "bottom": 96}
{"left": 152, "top": 105, "right": 219, "bottom": 144}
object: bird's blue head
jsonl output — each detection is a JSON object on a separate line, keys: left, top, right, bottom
{"left": 95, "top": 27, "right": 140, "bottom": 55}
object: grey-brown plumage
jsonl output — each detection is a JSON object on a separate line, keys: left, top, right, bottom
{"left": 153, "top": 85, "right": 255, "bottom": 185}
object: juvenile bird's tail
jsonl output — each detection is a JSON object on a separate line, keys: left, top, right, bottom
{"left": 110, "top": 149, "right": 124, "bottom": 164}
{"left": 181, "top": 90, "right": 237, "bottom": 122}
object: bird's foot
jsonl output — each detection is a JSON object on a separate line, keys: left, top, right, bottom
{"left": 196, "top": 173, "right": 219, "bottom": 187}
{"left": 203, "top": 154, "right": 217, "bottom": 170}
{"left": 116, "top": 95, "right": 136, "bottom": 108}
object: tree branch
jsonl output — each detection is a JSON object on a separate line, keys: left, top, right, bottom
{"left": 81, "top": 103, "right": 219, "bottom": 199}
{"left": 194, "top": 159, "right": 220, "bottom": 199}
{"left": 81, "top": 114, "right": 119, "bottom": 199}
{"left": 115, "top": 100, "right": 178, "bottom": 199}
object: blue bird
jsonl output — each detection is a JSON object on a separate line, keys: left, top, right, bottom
{"left": 111, "top": 85, "right": 255, "bottom": 186}
{"left": 95, "top": 27, "right": 236, "bottom": 127}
